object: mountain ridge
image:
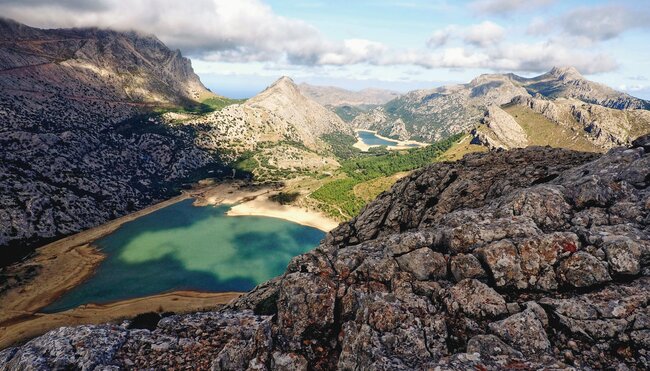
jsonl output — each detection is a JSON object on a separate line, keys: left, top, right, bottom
{"left": 298, "top": 82, "right": 399, "bottom": 107}
{"left": 351, "top": 66, "right": 650, "bottom": 147}
{"left": 0, "top": 17, "right": 213, "bottom": 105}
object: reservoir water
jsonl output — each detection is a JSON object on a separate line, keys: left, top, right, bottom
{"left": 356, "top": 130, "right": 419, "bottom": 148}
{"left": 44, "top": 199, "right": 324, "bottom": 312}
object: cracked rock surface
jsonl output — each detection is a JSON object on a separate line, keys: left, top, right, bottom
{"left": 2, "top": 144, "right": 649, "bottom": 370}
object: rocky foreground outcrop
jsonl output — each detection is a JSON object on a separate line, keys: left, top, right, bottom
{"left": 2, "top": 138, "right": 650, "bottom": 370}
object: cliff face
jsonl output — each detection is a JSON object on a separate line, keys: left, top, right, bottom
{"left": 0, "top": 18, "right": 212, "bottom": 104}
{"left": 473, "top": 95, "right": 650, "bottom": 151}
{"left": 0, "top": 19, "right": 225, "bottom": 265}
{"left": 4, "top": 137, "right": 649, "bottom": 370}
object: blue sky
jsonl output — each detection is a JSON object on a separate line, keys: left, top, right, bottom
{"left": 2, "top": 0, "right": 649, "bottom": 98}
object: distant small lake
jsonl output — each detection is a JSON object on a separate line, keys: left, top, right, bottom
{"left": 44, "top": 199, "right": 324, "bottom": 312}
{"left": 356, "top": 130, "right": 419, "bottom": 147}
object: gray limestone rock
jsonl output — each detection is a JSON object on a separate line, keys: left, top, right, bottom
{"left": 3, "top": 146, "right": 649, "bottom": 370}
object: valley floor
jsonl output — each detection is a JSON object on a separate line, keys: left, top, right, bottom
{"left": 0, "top": 180, "right": 338, "bottom": 349}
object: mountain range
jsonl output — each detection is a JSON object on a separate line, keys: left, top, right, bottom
{"left": 1, "top": 18, "right": 649, "bottom": 266}
{"left": 350, "top": 66, "right": 650, "bottom": 149}
{"left": 298, "top": 83, "right": 399, "bottom": 107}
{"left": 1, "top": 17, "right": 650, "bottom": 370}
{"left": 0, "top": 19, "right": 354, "bottom": 264}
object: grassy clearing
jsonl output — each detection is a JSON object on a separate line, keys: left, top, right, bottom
{"left": 353, "top": 172, "right": 409, "bottom": 202}
{"left": 502, "top": 104, "right": 601, "bottom": 152}
{"left": 439, "top": 134, "right": 487, "bottom": 161}
{"left": 156, "top": 96, "right": 246, "bottom": 115}
{"left": 310, "top": 133, "right": 463, "bottom": 219}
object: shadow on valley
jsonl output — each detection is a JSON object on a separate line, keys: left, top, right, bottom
{"left": 230, "top": 227, "right": 325, "bottom": 274}
{"left": 44, "top": 199, "right": 324, "bottom": 312}
{"left": 43, "top": 253, "right": 257, "bottom": 313}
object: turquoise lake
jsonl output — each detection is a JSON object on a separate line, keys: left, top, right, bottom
{"left": 44, "top": 199, "right": 324, "bottom": 312}
{"left": 357, "top": 130, "right": 419, "bottom": 147}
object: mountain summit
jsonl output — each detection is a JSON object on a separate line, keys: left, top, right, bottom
{"left": 547, "top": 66, "right": 583, "bottom": 81}
{"left": 245, "top": 76, "right": 352, "bottom": 141}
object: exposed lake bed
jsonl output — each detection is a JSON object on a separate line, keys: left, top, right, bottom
{"left": 0, "top": 180, "right": 336, "bottom": 348}
{"left": 44, "top": 199, "right": 325, "bottom": 312}
{"left": 353, "top": 129, "right": 428, "bottom": 151}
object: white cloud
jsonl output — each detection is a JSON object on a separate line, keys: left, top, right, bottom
{"left": 427, "top": 22, "right": 505, "bottom": 49}
{"left": 427, "top": 26, "right": 456, "bottom": 49}
{"left": 463, "top": 21, "right": 505, "bottom": 47}
{"left": 0, "top": 0, "right": 341, "bottom": 65}
{"left": 383, "top": 39, "right": 617, "bottom": 75}
{"left": 491, "top": 41, "right": 617, "bottom": 74}
{"left": 0, "top": 0, "right": 622, "bottom": 75}
{"left": 619, "top": 84, "right": 648, "bottom": 92}
{"left": 470, "top": 0, "right": 555, "bottom": 15}
{"left": 318, "top": 39, "right": 389, "bottom": 65}
{"left": 530, "top": 4, "right": 650, "bottom": 42}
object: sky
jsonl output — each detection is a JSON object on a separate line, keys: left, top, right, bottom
{"left": 1, "top": 0, "right": 649, "bottom": 99}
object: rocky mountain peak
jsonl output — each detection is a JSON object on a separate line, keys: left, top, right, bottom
{"left": 267, "top": 76, "right": 298, "bottom": 92}
{"left": 274, "top": 75, "right": 295, "bottom": 84}
{"left": 242, "top": 76, "right": 352, "bottom": 146}
{"left": 469, "top": 72, "right": 516, "bottom": 87}
{"left": 547, "top": 66, "right": 583, "bottom": 81}
{"left": 247, "top": 76, "right": 301, "bottom": 104}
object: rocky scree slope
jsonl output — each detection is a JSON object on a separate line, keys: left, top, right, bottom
{"left": 0, "top": 19, "right": 226, "bottom": 265}
{"left": 473, "top": 95, "right": 650, "bottom": 151}
{"left": 353, "top": 67, "right": 650, "bottom": 147}
{"left": 181, "top": 77, "right": 351, "bottom": 179}
{"left": 3, "top": 136, "right": 650, "bottom": 370}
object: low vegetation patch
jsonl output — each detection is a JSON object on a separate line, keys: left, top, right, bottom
{"left": 269, "top": 192, "right": 300, "bottom": 205}
{"left": 312, "top": 133, "right": 463, "bottom": 219}
{"left": 158, "top": 96, "right": 246, "bottom": 115}
{"left": 321, "top": 133, "right": 362, "bottom": 160}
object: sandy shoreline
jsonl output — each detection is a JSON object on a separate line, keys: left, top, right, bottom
{"left": 0, "top": 191, "right": 193, "bottom": 325}
{"left": 226, "top": 194, "right": 339, "bottom": 232}
{"left": 0, "top": 291, "right": 241, "bottom": 349}
{"left": 0, "top": 180, "right": 338, "bottom": 348}
{"left": 353, "top": 129, "right": 429, "bottom": 151}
